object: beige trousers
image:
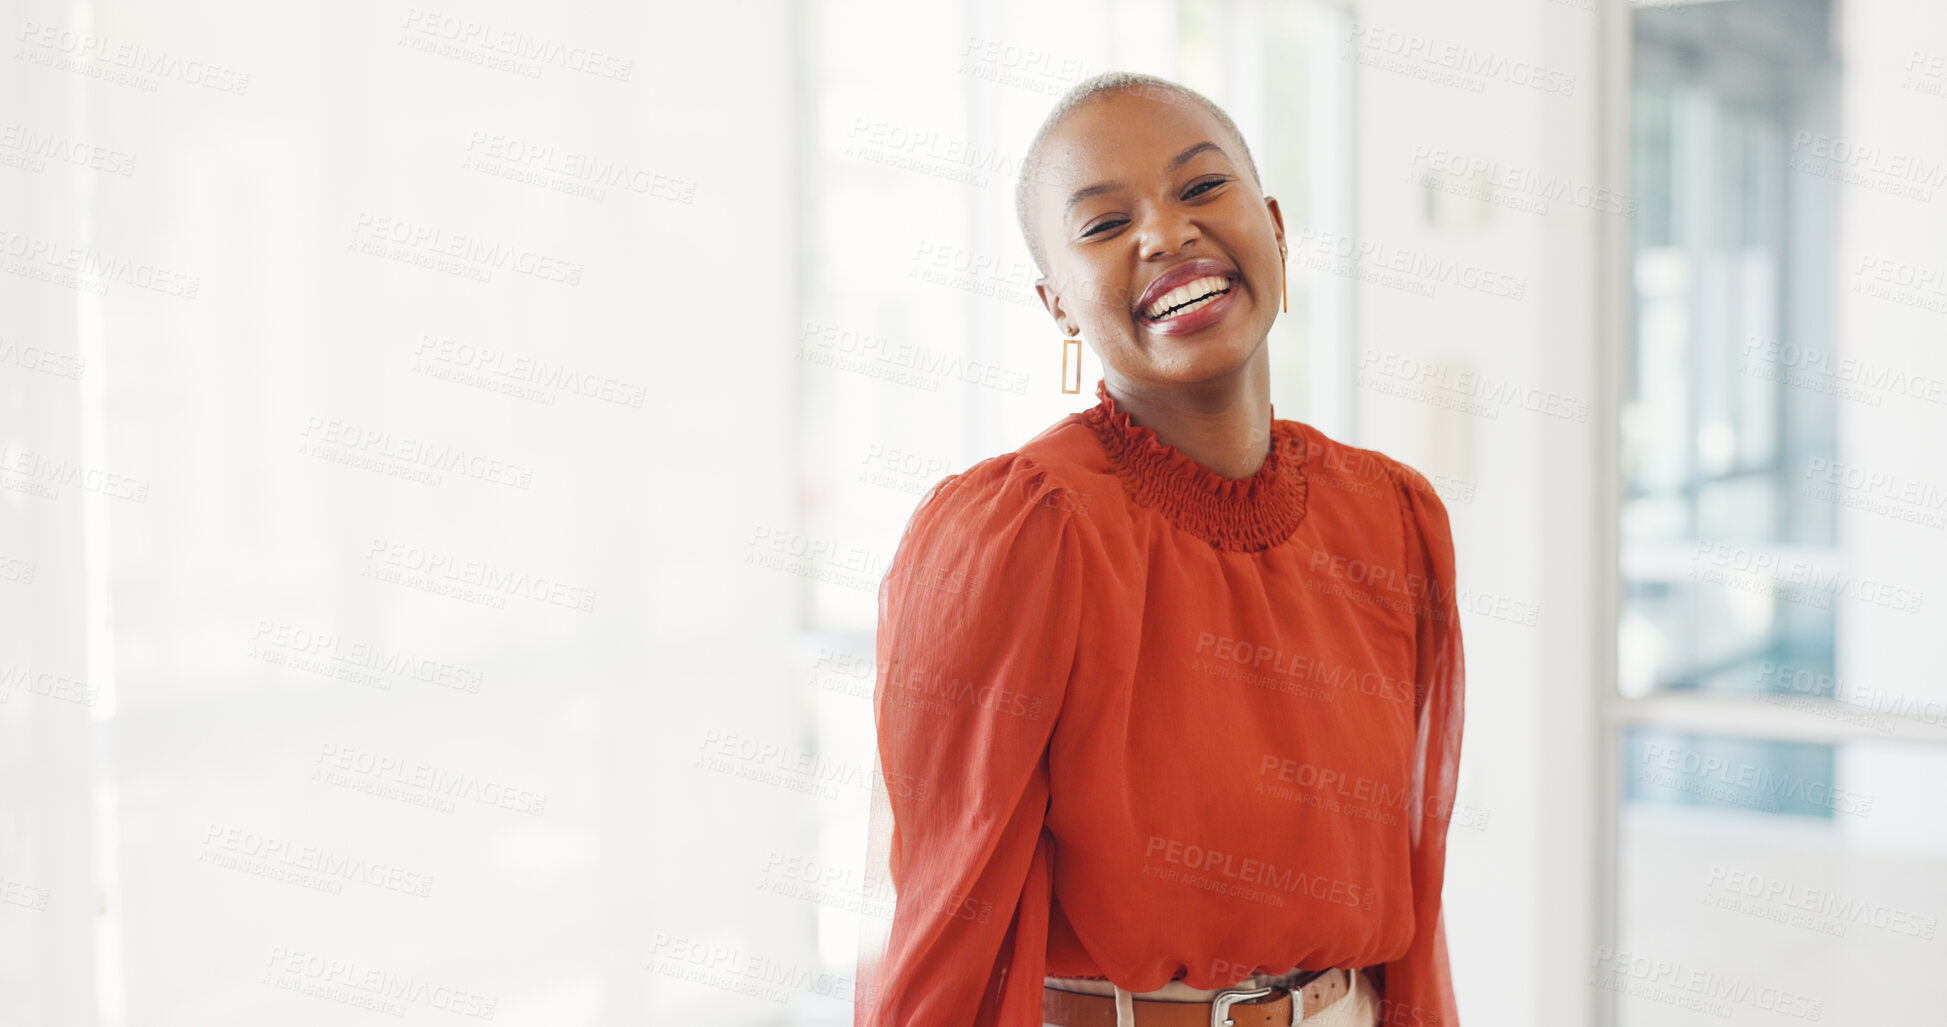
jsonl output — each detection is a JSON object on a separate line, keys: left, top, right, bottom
{"left": 1043, "top": 967, "right": 1378, "bottom": 1027}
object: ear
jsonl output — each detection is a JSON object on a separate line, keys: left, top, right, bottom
{"left": 1264, "top": 195, "right": 1287, "bottom": 259}
{"left": 1035, "top": 276, "right": 1079, "bottom": 337}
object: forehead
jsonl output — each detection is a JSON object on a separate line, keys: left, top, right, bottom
{"left": 1029, "top": 88, "right": 1236, "bottom": 203}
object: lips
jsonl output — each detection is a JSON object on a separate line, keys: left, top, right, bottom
{"left": 1133, "top": 257, "right": 1242, "bottom": 337}
{"left": 1133, "top": 258, "right": 1240, "bottom": 323}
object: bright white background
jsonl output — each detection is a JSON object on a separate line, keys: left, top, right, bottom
{"left": 3, "top": 1, "right": 1943, "bottom": 1026}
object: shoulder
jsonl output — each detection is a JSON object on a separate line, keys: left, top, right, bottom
{"left": 915, "top": 450, "right": 1089, "bottom": 524}
{"left": 1281, "top": 419, "right": 1429, "bottom": 506}
{"left": 916, "top": 412, "right": 1113, "bottom": 523}
{"left": 1282, "top": 418, "right": 1452, "bottom": 539}
{"left": 885, "top": 443, "right": 1096, "bottom": 607}
{"left": 903, "top": 448, "right": 1092, "bottom": 551}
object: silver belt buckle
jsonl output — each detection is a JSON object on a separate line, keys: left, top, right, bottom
{"left": 1208, "top": 983, "right": 1282, "bottom": 1027}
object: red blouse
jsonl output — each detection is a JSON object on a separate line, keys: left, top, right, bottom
{"left": 857, "top": 378, "right": 1465, "bottom": 1027}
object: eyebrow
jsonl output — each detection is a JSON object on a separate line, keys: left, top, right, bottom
{"left": 1062, "top": 141, "right": 1228, "bottom": 217}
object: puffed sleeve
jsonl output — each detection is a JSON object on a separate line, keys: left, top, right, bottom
{"left": 856, "top": 454, "right": 1086, "bottom": 1027}
{"left": 1373, "top": 459, "right": 1466, "bottom": 1027}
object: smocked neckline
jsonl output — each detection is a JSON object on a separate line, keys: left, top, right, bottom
{"left": 1082, "top": 378, "right": 1309, "bottom": 552}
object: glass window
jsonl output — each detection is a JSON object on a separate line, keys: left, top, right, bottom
{"left": 1610, "top": 3, "right": 1947, "bottom": 1024}
{"left": 1622, "top": 0, "right": 1837, "bottom": 695}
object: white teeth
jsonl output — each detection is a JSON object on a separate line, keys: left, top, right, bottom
{"left": 1143, "top": 275, "right": 1232, "bottom": 320}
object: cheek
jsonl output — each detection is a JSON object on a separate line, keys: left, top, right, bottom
{"left": 1075, "top": 268, "right": 1134, "bottom": 321}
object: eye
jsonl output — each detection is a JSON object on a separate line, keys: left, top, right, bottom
{"left": 1080, "top": 217, "right": 1128, "bottom": 239}
{"left": 1184, "top": 176, "right": 1227, "bottom": 198}
{"left": 1077, "top": 176, "right": 1227, "bottom": 239}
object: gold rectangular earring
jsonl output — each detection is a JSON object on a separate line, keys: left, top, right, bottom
{"left": 1061, "top": 338, "right": 1081, "bottom": 393}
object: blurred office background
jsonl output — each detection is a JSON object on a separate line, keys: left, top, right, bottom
{"left": 3, "top": 0, "right": 1944, "bottom": 1024}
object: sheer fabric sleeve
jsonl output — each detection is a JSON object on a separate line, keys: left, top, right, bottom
{"left": 1373, "top": 460, "right": 1466, "bottom": 1027}
{"left": 855, "top": 454, "right": 1085, "bottom": 1027}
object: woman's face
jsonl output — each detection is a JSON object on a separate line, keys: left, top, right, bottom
{"left": 1030, "top": 88, "right": 1286, "bottom": 389}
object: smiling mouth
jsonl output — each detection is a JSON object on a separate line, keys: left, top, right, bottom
{"left": 1143, "top": 275, "right": 1234, "bottom": 322}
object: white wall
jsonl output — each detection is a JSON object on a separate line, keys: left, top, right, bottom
{"left": 2, "top": 1, "right": 812, "bottom": 1023}
{"left": 1345, "top": 3, "right": 1607, "bottom": 1024}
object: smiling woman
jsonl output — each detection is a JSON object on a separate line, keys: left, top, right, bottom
{"left": 856, "top": 71, "right": 1465, "bottom": 1027}
{"left": 1019, "top": 75, "right": 1291, "bottom": 479}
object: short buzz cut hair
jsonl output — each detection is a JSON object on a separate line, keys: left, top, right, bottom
{"left": 1013, "top": 70, "right": 1263, "bottom": 279}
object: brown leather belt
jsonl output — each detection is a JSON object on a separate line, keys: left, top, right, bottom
{"left": 1043, "top": 967, "right": 1348, "bottom": 1027}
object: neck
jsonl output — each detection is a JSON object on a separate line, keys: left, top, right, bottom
{"left": 1102, "top": 356, "right": 1274, "bottom": 481}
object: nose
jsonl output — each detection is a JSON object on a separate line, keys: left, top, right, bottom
{"left": 1136, "top": 202, "right": 1199, "bottom": 261}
